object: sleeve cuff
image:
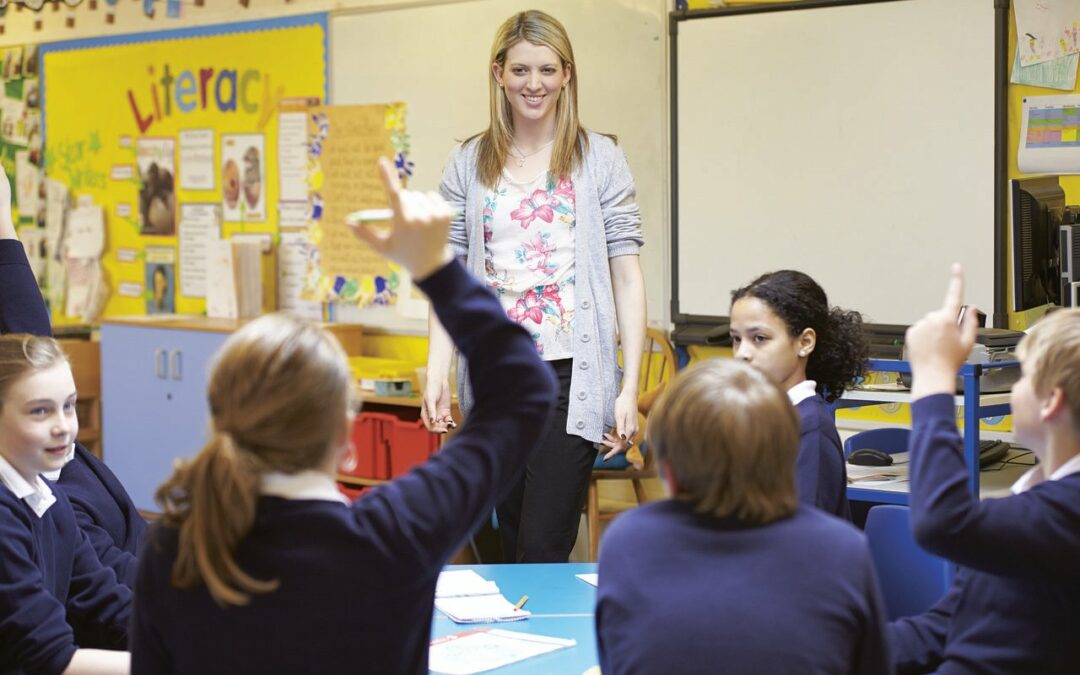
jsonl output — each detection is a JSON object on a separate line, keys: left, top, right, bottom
{"left": 607, "top": 241, "right": 641, "bottom": 258}
{"left": 415, "top": 258, "right": 467, "bottom": 304}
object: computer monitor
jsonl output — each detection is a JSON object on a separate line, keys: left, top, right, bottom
{"left": 1011, "top": 177, "right": 1065, "bottom": 312}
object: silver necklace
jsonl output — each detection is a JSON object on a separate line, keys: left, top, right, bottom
{"left": 510, "top": 139, "right": 555, "bottom": 168}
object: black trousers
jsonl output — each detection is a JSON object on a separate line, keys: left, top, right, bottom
{"left": 496, "top": 359, "right": 598, "bottom": 563}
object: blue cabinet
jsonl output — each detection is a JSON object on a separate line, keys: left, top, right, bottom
{"left": 101, "top": 323, "right": 228, "bottom": 512}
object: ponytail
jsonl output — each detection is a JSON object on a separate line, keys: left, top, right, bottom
{"left": 156, "top": 430, "right": 279, "bottom": 607}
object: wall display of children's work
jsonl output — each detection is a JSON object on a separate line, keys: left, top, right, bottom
{"left": 303, "top": 102, "right": 408, "bottom": 308}
{"left": 1, "top": 44, "right": 43, "bottom": 226}
{"left": 40, "top": 13, "right": 327, "bottom": 319}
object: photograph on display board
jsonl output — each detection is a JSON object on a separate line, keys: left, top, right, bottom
{"left": 22, "top": 46, "right": 38, "bottom": 77}
{"left": 144, "top": 248, "right": 176, "bottom": 314}
{"left": 221, "top": 134, "right": 265, "bottom": 222}
{"left": 136, "top": 138, "right": 177, "bottom": 236}
{"left": 3, "top": 48, "right": 23, "bottom": 80}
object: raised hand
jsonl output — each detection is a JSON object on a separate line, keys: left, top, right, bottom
{"left": 349, "top": 157, "right": 453, "bottom": 281}
{"left": 905, "top": 264, "right": 979, "bottom": 399}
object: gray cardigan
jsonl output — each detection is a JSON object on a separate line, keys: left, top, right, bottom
{"left": 439, "top": 131, "right": 644, "bottom": 443}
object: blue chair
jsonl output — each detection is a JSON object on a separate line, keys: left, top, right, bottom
{"left": 864, "top": 505, "right": 953, "bottom": 620}
{"left": 844, "top": 427, "right": 909, "bottom": 458}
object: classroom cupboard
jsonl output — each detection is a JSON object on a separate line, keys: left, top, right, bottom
{"left": 101, "top": 318, "right": 363, "bottom": 512}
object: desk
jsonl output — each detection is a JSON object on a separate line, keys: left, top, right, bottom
{"left": 431, "top": 564, "right": 598, "bottom": 674}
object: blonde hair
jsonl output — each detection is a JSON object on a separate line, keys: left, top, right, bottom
{"left": 155, "top": 313, "right": 355, "bottom": 607}
{"left": 474, "top": 10, "right": 587, "bottom": 187}
{"left": 0, "top": 334, "right": 69, "bottom": 410}
{"left": 1017, "top": 308, "right": 1080, "bottom": 431}
{"left": 646, "top": 359, "right": 800, "bottom": 524}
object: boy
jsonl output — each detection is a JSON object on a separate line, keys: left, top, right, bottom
{"left": 890, "top": 266, "right": 1080, "bottom": 674}
{"left": 595, "top": 359, "right": 889, "bottom": 675}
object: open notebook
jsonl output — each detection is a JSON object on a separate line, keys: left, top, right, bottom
{"left": 434, "top": 570, "right": 530, "bottom": 623}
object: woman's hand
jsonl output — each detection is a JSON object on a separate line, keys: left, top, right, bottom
{"left": 421, "top": 378, "right": 456, "bottom": 434}
{"left": 600, "top": 390, "right": 640, "bottom": 461}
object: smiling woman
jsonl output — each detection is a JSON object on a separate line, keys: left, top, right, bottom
{"left": 427, "top": 10, "right": 647, "bottom": 563}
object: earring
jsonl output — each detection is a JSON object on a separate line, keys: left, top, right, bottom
{"left": 799, "top": 350, "right": 808, "bottom": 357}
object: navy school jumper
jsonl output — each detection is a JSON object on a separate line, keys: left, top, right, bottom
{"left": 0, "top": 481, "right": 131, "bottom": 674}
{"left": 889, "top": 394, "right": 1080, "bottom": 674}
{"left": 795, "top": 394, "right": 851, "bottom": 519}
{"left": 0, "top": 239, "right": 146, "bottom": 588}
{"left": 130, "top": 260, "right": 557, "bottom": 675}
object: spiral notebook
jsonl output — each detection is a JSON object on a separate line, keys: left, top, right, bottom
{"left": 434, "top": 594, "right": 530, "bottom": 624}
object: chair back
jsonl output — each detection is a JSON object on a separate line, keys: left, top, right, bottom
{"left": 843, "top": 427, "right": 909, "bottom": 458}
{"left": 864, "top": 505, "right": 953, "bottom": 620}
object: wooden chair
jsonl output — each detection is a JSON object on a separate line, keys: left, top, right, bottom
{"left": 585, "top": 326, "right": 677, "bottom": 561}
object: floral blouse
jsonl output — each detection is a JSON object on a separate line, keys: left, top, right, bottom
{"left": 483, "top": 171, "right": 577, "bottom": 359}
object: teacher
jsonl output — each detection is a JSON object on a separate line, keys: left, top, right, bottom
{"left": 424, "top": 9, "right": 646, "bottom": 563}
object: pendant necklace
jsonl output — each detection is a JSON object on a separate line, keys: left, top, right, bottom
{"left": 511, "top": 139, "right": 555, "bottom": 168}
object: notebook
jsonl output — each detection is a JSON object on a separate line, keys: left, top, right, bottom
{"left": 429, "top": 629, "right": 576, "bottom": 674}
{"left": 434, "top": 594, "right": 530, "bottom": 624}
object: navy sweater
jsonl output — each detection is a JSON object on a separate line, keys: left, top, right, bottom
{"left": 130, "top": 260, "right": 556, "bottom": 675}
{"left": 795, "top": 394, "right": 851, "bottom": 519}
{"left": 889, "top": 394, "right": 1080, "bottom": 674}
{"left": 0, "top": 482, "right": 131, "bottom": 675}
{"left": 0, "top": 238, "right": 146, "bottom": 589}
{"left": 596, "top": 501, "right": 891, "bottom": 675}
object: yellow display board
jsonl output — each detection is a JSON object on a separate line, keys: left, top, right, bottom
{"left": 42, "top": 15, "right": 326, "bottom": 318}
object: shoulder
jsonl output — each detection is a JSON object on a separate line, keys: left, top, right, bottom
{"left": 789, "top": 507, "right": 868, "bottom": 556}
{"left": 603, "top": 500, "right": 686, "bottom": 547}
{"left": 795, "top": 395, "right": 829, "bottom": 433}
{"left": 142, "top": 521, "right": 180, "bottom": 563}
{"left": 583, "top": 131, "right": 622, "bottom": 161}
{"left": 447, "top": 137, "right": 481, "bottom": 166}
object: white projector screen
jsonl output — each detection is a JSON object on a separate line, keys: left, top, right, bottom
{"left": 673, "top": 0, "right": 997, "bottom": 325}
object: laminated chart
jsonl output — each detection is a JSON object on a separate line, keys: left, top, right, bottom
{"left": 1019, "top": 95, "right": 1080, "bottom": 173}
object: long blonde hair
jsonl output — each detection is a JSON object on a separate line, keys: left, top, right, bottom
{"left": 155, "top": 313, "right": 355, "bottom": 607}
{"left": 647, "top": 359, "right": 800, "bottom": 525}
{"left": 474, "top": 10, "right": 587, "bottom": 187}
{"left": 0, "top": 334, "right": 69, "bottom": 410}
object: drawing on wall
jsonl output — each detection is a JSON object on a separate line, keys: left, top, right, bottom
{"left": 221, "top": 134, "right": 265, "bottom": 222}
{"left": 136, "top": 137, "right": 177, "bottom": 236}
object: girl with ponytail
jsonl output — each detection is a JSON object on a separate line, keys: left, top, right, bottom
{"left": 730, "top": 270, "right": 868, "bottom": 519}
{"left": 130, "top": 159, "right": 556, "bottom": 674}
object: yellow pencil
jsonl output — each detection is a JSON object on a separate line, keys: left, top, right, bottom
{"left": 514, "top": 595, "right": 529, "bottom": 611}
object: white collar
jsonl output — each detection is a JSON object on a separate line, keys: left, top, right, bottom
{"left": 41, "top": 443, "right": 76, "bottom": 482}
{"left": 260, "top": 469, "right": 349, "bottom": 506}
{"left": 787, "top": 380, "right": 818, "bottom": 406}
{"left": 0, "top": 453, "right": 57, "bottom": 517}
{"left": 1011, "top": 452, "right": 1080, "bottom": 494}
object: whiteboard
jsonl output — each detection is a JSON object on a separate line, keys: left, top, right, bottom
{"left": 674, "top": 0, "right": 997, "bottom": 325}
{"left": 330, "top": 0, "right": 668, "bottom": 328}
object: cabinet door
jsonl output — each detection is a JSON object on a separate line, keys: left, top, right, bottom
{"left": 101, "top": 325, "right": 226, "bottom": 512}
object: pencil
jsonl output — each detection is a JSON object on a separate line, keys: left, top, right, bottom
{"left": 514, "top": 595, "right": 529, "bottom": 611}
{"left": 345, "top": 208, "right": 393, "bottom": 225}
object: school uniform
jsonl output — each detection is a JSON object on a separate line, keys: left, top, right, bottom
{"left": 888, "top": 394, "right": 1080, "bottom": 674}
{"left": 0, "top": 236, "right": 147, "bottom": 589}
{"left": 596, "top": 500, "right": 891, "bottom": 675}
{"left": 790, "top": 380, "right": 850, "bottom": 519}
{"left": 48, "top": 444, "right": 147, "bottom": 588}
{"left": 0, "top": 239, "right": 51, "bottom": 336}
{"left": 0, "top": 456, "right": 131, "bottom": 675}
{"left": 130, "top": 260, "right": 557, "bottom": 675}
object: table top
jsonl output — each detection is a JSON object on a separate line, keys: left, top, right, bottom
{"left": 431, "top": 563, "right": 599, "bottom": 674}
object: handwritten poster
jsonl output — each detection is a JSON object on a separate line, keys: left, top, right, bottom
{"left": 305, "top": 103, "right": 409, "bottom": 306}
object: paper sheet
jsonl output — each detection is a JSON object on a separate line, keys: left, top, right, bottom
{"left": 65, "top": 204, "right": 106, "bottom": 259}
{"left": 1011, "top": 49, "right": 1079, "bottom": 91}
{"left": 1015, "top": 0, "right": 1080, "bottom": 67}
{"left": 178, "top": 204, "right": 220, "bottom": 298}
{"left": 575, "top": 573, "right": 598, "bottom": 587}
{"left": 179, "top": 129, "right": 215, "bottom": 190}
{"left": 435, "top": 595, "right": 531, "bottom": 624}
{"left": 436, "top": 570, "right": 500, "bottom": 599}
{"left": 278, "top": 110, "right": 309, "bottom": 202}
{"left": 277, "top": 230, "right": 323, "bottom": 321}
{"left": 429, "top": 629, "right": 576, "bottom": 675}
{"left": 1018, "top": 94, "right": 1080, "bottom": 173}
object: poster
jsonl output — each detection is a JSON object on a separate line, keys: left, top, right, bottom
{"left": 178, "top": 203, "right": 220, "bottom": 298}
{"left": 1016, "top": 0, "right": 1080, "bottom": 67}
{"left": 304, "top": 102, "right": 409, "bottom": 306}
{"left": 136, "top": 138, "right": 177, "bottom": 236}
{"left": 179, "top": 129, "right": 214, "bottom": 190}
{"left": 221, "top": 133, "right": 265, "bottom": 223}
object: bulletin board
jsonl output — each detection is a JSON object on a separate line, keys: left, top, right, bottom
{"left": 672, "top": 0, "right": 1002, "bottom": 327}
{"left": 40, "top": 13, "right": 327, "bottom": 319}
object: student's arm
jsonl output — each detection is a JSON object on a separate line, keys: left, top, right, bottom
{"left": 70, "top": 506, "right": 138, "bottom": 589}
{"left": 853, "top": 546, "right": 893, "bottom": 675}
{"left": 905, "top": 267, "right": 1080, "bottom": 577}
{"left": 887, "top": 573, "right": 963, "bottom": 675}
{"left": 63, "top": 526, "right": 131, "bottom": 651}
{"left": 129, "top": 529, "right": 174, "bottom": 675}
{"left": 0, "top": 499, "right": 81, "bottom": 675}
{"left": 351, "top": 159, "right": 556, "bottom": 572}
{"left": 0, "top": 166, "right": 52, "bottom": 337}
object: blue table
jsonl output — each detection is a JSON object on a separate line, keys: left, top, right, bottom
{"left": 431, "top": 563, "right": 598, "bottom": 674}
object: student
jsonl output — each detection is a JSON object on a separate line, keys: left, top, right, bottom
{"left": 595, "top": 359, "right": 890, "bottom": 674}
{"left": 730, "top": 270, "right": 866, "bottom": 518}
{"left": 0, "top": 333, "right": 130, "bottom": 674}
{"left": 0, "top": 166, "right": 146, "bottom": 589}
{"left": 427, "top": 10, "right": 646, "bottom": 563}
{"left": 889, "top": 267, "right": 1080, "bottom": 675}
{"left": 129, "top": 159, "right": 556, "bottom": 674}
